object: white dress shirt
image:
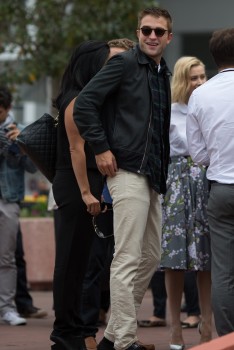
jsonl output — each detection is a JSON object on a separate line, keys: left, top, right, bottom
{"left": 170, "top": 103, "right": 189, "bottom": 157}
{"left": 187, "top": 69, "right": 234, "bottom": 183}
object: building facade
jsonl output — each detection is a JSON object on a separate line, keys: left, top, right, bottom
{"left": 159, "top": 0, "right": 234, "bottom": 77}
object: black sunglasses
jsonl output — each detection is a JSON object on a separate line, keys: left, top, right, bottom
{"left": 92, "top": 203, "right": 114, "bottom": 239}
{"left": 140, "top": 27, "right": 168, "bottom": 37}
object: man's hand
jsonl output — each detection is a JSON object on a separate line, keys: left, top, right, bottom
{"left": 95, "top": 150, "right": 118, "bottom": 177}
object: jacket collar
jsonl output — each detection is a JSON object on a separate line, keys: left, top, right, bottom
{"left": 135, "top": 44, "right": 171, "bottom": 77}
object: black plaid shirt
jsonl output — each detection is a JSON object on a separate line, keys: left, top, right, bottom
{"left": 145, "top": 60, "right": 169, "bottom": 194}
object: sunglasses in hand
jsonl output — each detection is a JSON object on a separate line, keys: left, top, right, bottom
{"left": 92, "top": 202, "right": 114, "bottom": 239}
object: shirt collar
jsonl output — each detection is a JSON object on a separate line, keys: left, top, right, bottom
{"left": 219, "top": 68, "right": 234, "bottom": 73}
{"left": 135, "top": 44, "right": 171, "bottom": 76}
{"left": 174, "top": 103, "right": 187, "bottom": 115}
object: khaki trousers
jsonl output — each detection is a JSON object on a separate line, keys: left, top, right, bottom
{"left": 105, "top": 169, "right": 162, "bottom": 350}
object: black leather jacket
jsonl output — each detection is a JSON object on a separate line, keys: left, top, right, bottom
{"left": 74, "top": 45, "right": 171, "bottom": 188}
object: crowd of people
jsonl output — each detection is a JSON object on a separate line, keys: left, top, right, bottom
{"left": 1, "top": 5, "right": 234, "bottom": 350}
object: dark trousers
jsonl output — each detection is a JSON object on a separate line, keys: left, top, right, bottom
{"left": 184, "top": 271, "right": 200, "bottom": 316}
{"left": 208, "top": 183, "right": 234, "bottom": 336}
{"left": 15, "top": 226, "right": 33, "bottom": 312}
{"left": 151, "top": 271, "right": 167, "bottom": 319}
{"left": 51, "top": 169, "right": 103, "bottom": 343}
{"left": 151, "top": 270, "right": 200, "bottom": 319}
{"left": 79, "top": 234, "right": 114, "bottom": 337}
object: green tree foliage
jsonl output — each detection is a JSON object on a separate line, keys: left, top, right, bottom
{"left": 0, "top": 0, "right": 157, "bottom": 86}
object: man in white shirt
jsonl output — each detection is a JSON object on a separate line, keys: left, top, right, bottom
{"left": 186, "top": 28, "right": 234, "bottom": 337}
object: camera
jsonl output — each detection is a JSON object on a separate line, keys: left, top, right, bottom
{"left": 4, "top": 126, "right": 11, "bottom": 133}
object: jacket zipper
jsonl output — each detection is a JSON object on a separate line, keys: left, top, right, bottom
{"left": 137, "top": 106, "right": 152, "bottom": 174}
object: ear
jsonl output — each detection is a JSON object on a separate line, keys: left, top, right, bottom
{"left": 136, "top": 29, "right": 140, "bottom": 40}
{"left": 167, "top": 32, "right": 173, "bottom": 44}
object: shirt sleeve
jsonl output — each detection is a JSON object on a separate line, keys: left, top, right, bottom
{"left": 186, "top": 94, "right": 210, "bottom": 166}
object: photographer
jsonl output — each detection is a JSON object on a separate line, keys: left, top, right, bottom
{"left": 0, "top": 86, "right": 36, "bottom": 325}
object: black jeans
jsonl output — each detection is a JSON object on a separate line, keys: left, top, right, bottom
{"left": 151, "top": 271, "right": 167, "bottom": 319}
{"left": 15, "top": 226, "right": 33, "bottom": 312}
{"left": 51, "top": 169, "right": 103, "bottom": 341}
{"left": 79, "top": 234, "right": 114, "bottom": 337}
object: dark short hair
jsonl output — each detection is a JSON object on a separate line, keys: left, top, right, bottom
{"left": 209, "top": 28, "right": 234, "bottom": 68}
{"left": 0, "top": 86, "right": 12, "bottom": 109}
{"left": 138, "top": 7, "right": 173, "bottom": 33}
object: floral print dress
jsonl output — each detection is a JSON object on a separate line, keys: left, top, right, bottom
{"left": 160, "top": 103, "right": 211, "bottom": 271}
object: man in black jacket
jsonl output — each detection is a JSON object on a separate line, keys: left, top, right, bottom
{"left": 74, "top": 7, "right": 173, "bottom": 350}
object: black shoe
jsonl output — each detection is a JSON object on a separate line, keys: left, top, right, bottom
{"left": 50, "top": 335, "right": 86, "bottom": 350}
{"left": 127, "top": 343, "right": 148, "bottom": 350}
{"left": 97, "top": 337, "right": 114, "bottom": 350}
{"left": 97, "top": 338, "right": 154, "bottom": 350}
{"left": 18, "top": 306, "right": 48, "bottom": 318}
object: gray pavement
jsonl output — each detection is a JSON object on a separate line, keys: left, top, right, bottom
{"left": 0, "top": 290, "right": 218, "bottom": 350}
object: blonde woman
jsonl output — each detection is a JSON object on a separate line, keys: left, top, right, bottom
{"left": 160, "top": 57, "right": 212, "bottom": 350}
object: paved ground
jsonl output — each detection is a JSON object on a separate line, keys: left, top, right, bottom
{"left": 0, "top": 289, "right": 218, "bottom": 350}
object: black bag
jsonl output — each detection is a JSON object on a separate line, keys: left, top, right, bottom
{"left": 16, "top": 113, "right": 57, "bottom": 182}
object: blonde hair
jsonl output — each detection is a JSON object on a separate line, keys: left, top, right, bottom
{"left": 108, "top": 38, "right": 135, "bottom": 50}
{"left": 171, "top": 56, "right": 205, "bottom": 104}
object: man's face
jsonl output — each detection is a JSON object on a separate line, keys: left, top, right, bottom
{"left": 0, "top": 106, "right": 10, "bottom": 124}
{"left": 137, "top": 15, "right": 172, "bottom": 64}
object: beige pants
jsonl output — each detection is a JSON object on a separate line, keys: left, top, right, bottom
{"left": 105, "top": 169, "right": 162, "bottom": 350}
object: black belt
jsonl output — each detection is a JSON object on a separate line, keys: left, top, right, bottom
{"left": 210, "top": 181, "right": 234, "bottom": 185}
{"left": 210, "top": 180, "right": 218, "bottom": 184}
